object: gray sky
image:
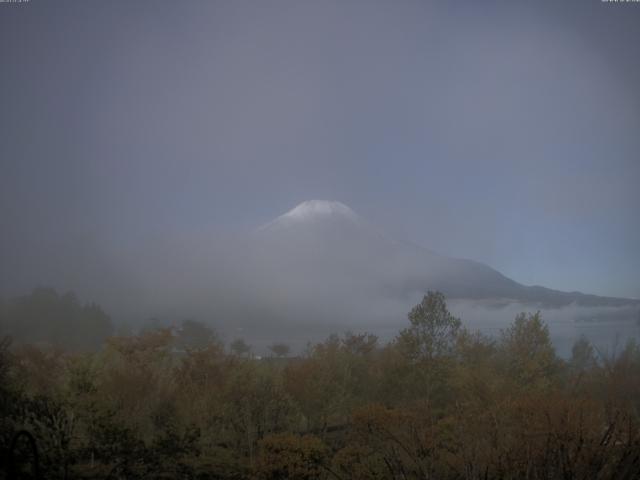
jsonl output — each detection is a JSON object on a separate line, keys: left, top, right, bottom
{"left": 1, "top": 0, "right": 639, "bottom": 302}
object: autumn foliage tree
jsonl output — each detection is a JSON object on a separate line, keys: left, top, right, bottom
{"left": 253, "top": 433, "right": 329, "bottom": 480}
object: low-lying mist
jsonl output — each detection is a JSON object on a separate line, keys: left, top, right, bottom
{"left": 4, "top": 223, "right": 638, "bottom": 358}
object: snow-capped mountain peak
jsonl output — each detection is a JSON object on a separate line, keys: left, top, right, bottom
{"left": 259, "top": 200, "right": 362, "bottom": 231}
{"left": 283, "top": 200, "right": 358, "bottom": 221}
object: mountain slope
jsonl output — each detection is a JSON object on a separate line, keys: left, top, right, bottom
{"left": 254, "top": 200, "right": 638, "bottom": 308}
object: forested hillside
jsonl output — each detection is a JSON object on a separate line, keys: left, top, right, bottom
{"left": 0, "top": 289, "right": 113, "bottom": 351}
{"left": 1, "top": 292, "right": 639, "bottom": 479}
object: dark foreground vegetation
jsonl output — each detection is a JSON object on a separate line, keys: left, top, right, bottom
{"left": 1, "top": 291, "right": 640, "bottom": 479}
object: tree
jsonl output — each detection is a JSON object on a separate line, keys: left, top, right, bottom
{"left": 342, "top": 332, "right": 378, "bottom": 356}
{"left": 335, "top": 403, "right": 439, "bottom": 479}
{"left": 230, "top": 338, "right": 252, "bottom": 357}
{"left": 396, "top": 291, "right": 461, "bottom": 361}
{"left": 174, "top": 319, "right": 219, "bottom": 351}
{"left": 570, "top": 335, "right": 598, "bottom": 374}
{"left": 253, "top": 433, "right": 329, "bottom": 480}
{"left": 500, "top": 311, "right": 558, "bottom": 387}
{"left": 269, "top": 343, "right": 291, "bottom": 358}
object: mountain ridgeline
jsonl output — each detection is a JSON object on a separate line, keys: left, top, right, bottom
{"left": 255, "top": 200, "right": 638, "bottom": 309}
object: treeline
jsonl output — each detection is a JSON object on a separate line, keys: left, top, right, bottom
{"left": 1, "top": 292, "right": 640, "bottom": 479}
{"left": 0, "top": 288, "right": 113, "bottom": 351}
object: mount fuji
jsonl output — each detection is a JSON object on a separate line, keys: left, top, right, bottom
{"left": 252, "top": 200, "right": 638, "bottom": 309}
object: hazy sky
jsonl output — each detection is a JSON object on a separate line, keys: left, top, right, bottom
{"left": 1, "top": 0, "right": 639, "bottom": 301}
